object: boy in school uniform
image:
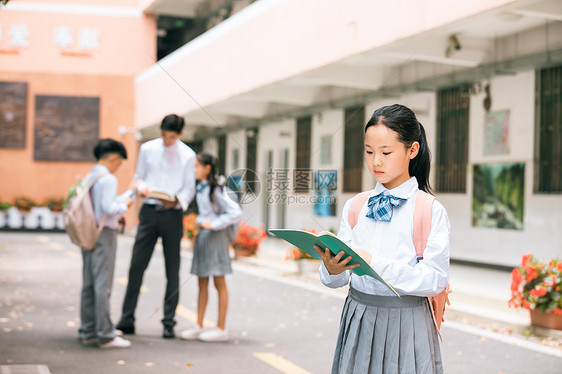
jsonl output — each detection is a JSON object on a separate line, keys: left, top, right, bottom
{"left": 78, "top": 138, "right": 134, "bottom": 349}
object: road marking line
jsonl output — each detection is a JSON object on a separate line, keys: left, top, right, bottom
{"left": 176, "top": 305, "right": 214, "bottom": 327}
{"left": 116, "top": 277, "right": 148, "bottom": 293}
{"left": 253, "top": 353, "right": 311, "bottom": 374}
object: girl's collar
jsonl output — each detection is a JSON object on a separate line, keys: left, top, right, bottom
{"left": 371, "top": 177, "right": 418, "bottom": 199}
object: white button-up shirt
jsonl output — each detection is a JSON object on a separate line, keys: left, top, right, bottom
{"left": 196, "top": 183, "right": 242, "bottom": 230}
{"left": 87, "top": 165, "right": 129, "bottom": 230}
{"left": 320, "top": 177, "right": 450, "bottom": 297}
{"left": 135, "top": 138, "right": 196, "bottom": 210}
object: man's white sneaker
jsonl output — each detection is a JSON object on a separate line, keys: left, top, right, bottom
{"left": 180, "top": 326, "right": 203, "bottom": 340}
{"left": 198, "top": 328, "right": 228, "bottom": 342}
{"left": 99, "top": 336, "right": 131, "bottom": 349}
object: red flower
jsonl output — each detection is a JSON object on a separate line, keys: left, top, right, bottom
{"left": 521, "top": 253, "right": 532, "bottom": 267}
{"left": 525, "top": 266, "right": 538, "bottom": 282}
{"left": 529, "top": 287, "right": 547, "bottom": 298}
{"left": 557, "top": 262, "right": 562, "bottom": 272}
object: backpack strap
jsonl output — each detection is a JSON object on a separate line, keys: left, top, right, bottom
{"left": 412, "top": 190, "right": 435, "bottom": 259}
{"left": 348, "top": 191, "right": 371, "bottom": 229}
{"left": 85, "top": 171, "right": 108, "bottom": 229}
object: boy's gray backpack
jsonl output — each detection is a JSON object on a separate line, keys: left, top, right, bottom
{"left": 63, "top": 172, "right": 107, "bottom": 250}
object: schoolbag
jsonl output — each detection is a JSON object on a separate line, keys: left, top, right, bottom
{"left": 63, "top": 172, "right": 108, "bottom": 251}
{"left": 348, "top": 190, "right": 451, "bottom": 340}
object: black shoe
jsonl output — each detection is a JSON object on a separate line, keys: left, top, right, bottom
{"left": 115, "top": 323, "right": 135, "bottom": 335}
{"left": 162, "top": 326, "right": 175, "bottom": 339}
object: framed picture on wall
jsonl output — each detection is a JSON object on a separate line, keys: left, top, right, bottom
{"left": 484, "top": 110, "right": 510, "bottom": 156}
{"left": 472, "top": 162, "right": 524, "bottom": 230}
{"left": 34, "top": 95, "right": 99, "bottom": 161}
{"left": 0, "top": 81, "right": 28, "bottom": 148}
{"left": 314, "top": 170, "right": 337, "bottom": 217}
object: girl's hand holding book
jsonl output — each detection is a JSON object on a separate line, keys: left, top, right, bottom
{"left": 313, "top": 245, "right": 360, "bottom": 275}
{"left": 200, "top": 221, "right": 213, "bottom": 230}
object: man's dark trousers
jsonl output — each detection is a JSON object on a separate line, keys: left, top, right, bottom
{"left": 118, "top": 204, "right": 183, "bottom": 329}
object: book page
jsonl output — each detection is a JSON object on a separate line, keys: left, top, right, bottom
{"left": 147, "top": 190, "right": 176, "bottom": 202}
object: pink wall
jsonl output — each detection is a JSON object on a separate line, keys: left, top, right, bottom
{"left": 0, "top": 1, "right": 156, "bottom": 226}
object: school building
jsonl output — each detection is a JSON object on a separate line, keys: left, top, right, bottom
{"left": 134, "top": 0, "right": 562, "bottom": 268}
{"left": 1, "top": 0, "right": 561, "bottom": 268}
{"left": 0, "top": 0, "right": 156, "bottom": 223}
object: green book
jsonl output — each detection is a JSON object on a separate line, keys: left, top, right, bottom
{"left": 269, "top": 229, "right": 399, "bottom": 296}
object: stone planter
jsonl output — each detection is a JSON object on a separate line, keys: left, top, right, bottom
{"left": 54, "top": 212, "right": 66, "bottom": 230}
{"left": 0, "top": 210, "right": 7, "bottom": 228}
{"left": 233, "top": 246, "right": 256, "bottom": 258}
{"left": 36, "top": 207, "right": 56, "bottom": 230}
{"left": 7, "top": 207, "right": 23, "bottom": 229}
{"left": 530, "top": 309, "right": 562, "bottom": 330}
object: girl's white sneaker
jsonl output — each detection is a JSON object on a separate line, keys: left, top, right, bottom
{"left": 198, "top": 328, "right": 228, "bottom": 342}
{"left": 180, "top": 326, "right": 203, "bottom": 340}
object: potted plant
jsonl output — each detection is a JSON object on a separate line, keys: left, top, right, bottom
{"left": 183, "top": 213, "right": 199, "bottom": 247}
{"left": 231, "top": 222, "right": 267, "bottom": 257}
{"left": 40, "top": 197, "right": 65, "bottom": 230}
{"left": 284, "top": 228, "right": 321, "bottom": 274}
{"left": 0, "top": 201, "right": 10, "bottom": 228}
{"left": 509, "top": 253, "right": 562, "bottom": 330}
{"left": 14, "top": 196, "right": 35, "bottom": 213}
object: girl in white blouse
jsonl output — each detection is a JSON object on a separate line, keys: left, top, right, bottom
{"left": 315, "top": 104, "right": 450, "bottom": 374}
{"left": 180, "top": 153, "right": 241, "bottom": 343}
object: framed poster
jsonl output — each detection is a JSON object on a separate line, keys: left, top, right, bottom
{"left": 472, "top": 162, "right": 524, "bottom": 230}
{"left": 484, "top": 110, "right": 509, "bottom": 156}
{"left": 34, "top": 95, "right": 99, "bottom": 161}
{"left": 314, "top": 170, "right": 337, "bottom": 216}
{"left": 0, "top": 81, "right": 28, "bottom": 148}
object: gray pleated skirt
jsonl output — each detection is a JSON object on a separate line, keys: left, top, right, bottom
{"left": 332, "top": 287, "right": 443, "bottom": 374}
{"left": 190, "top": 228, "right": 232, "bottom": 277}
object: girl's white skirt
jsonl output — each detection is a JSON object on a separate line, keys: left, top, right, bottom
{"left": 332, "top": 287, "right": 443, "bottom": 374}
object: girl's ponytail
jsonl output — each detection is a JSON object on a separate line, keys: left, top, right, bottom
{"left": 197, "top": 153, "right": 222, "bottom": 203}
{"left": 410, "top": 122, "right": 432, "bottom": 193}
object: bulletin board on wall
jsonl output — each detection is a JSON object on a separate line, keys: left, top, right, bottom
{"left": 0, "top": 81, "right": 28, "bottom": 149}
{"left": 34, "top": 95, "right": 100, "bottom": 162}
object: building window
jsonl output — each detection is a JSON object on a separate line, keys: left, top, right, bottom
{"left": 295, "top": 116, "right": 312, "bottom": 193}
{"left": 246, "top": 128, "right": 258, "bottom": 192}
{"left": 436, "top": 85, "right": 470, "bottom": 193}
{"left": 217, "top": 134, "right": 226, "bottom": 176}
{"left": 535, "top": 65, "right": 562, "bottom": 193}
{"left": 343, "top": 106, "right": 364, "bottom": 193}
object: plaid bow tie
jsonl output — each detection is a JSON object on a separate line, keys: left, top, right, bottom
{"left": 366, "top": 191, "right": 407, "bottom": 221}
{"left": 197, "top": 182, "right": 208, "bottom": 193}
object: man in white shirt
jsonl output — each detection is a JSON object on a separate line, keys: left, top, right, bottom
{"left": 116, "top": 114, "right": 196, "bottom": 339}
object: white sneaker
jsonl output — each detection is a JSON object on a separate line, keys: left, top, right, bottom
{"left": 180, "top": 326, "right": 203, "bottom": 340}
{"left": 198, "top": 328, "right": 228, "bottom": 342}
{"left": 99, "top": 336, "right": 131, "bottom": 349}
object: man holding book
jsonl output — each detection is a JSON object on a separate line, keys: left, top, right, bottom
{"left": 116, "top": 114, "right": 196, "bottom": 339}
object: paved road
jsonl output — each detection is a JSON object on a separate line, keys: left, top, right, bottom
{"left": 0, "top": 233, "right": 560, "bottom": 373}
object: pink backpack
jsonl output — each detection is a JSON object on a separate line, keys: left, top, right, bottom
{"left": 348, "top": 190, "right": 451, "bottom": 340}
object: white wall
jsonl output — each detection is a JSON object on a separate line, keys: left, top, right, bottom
{"left": 440, "top": 70, "right": 562, "bottom": 267}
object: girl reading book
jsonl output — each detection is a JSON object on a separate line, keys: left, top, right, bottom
{"left": 315, "top": 104, "right": 450, "bottom": 373}
{"left": 180, "top": 153, "right": 241, "bottom": 342}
